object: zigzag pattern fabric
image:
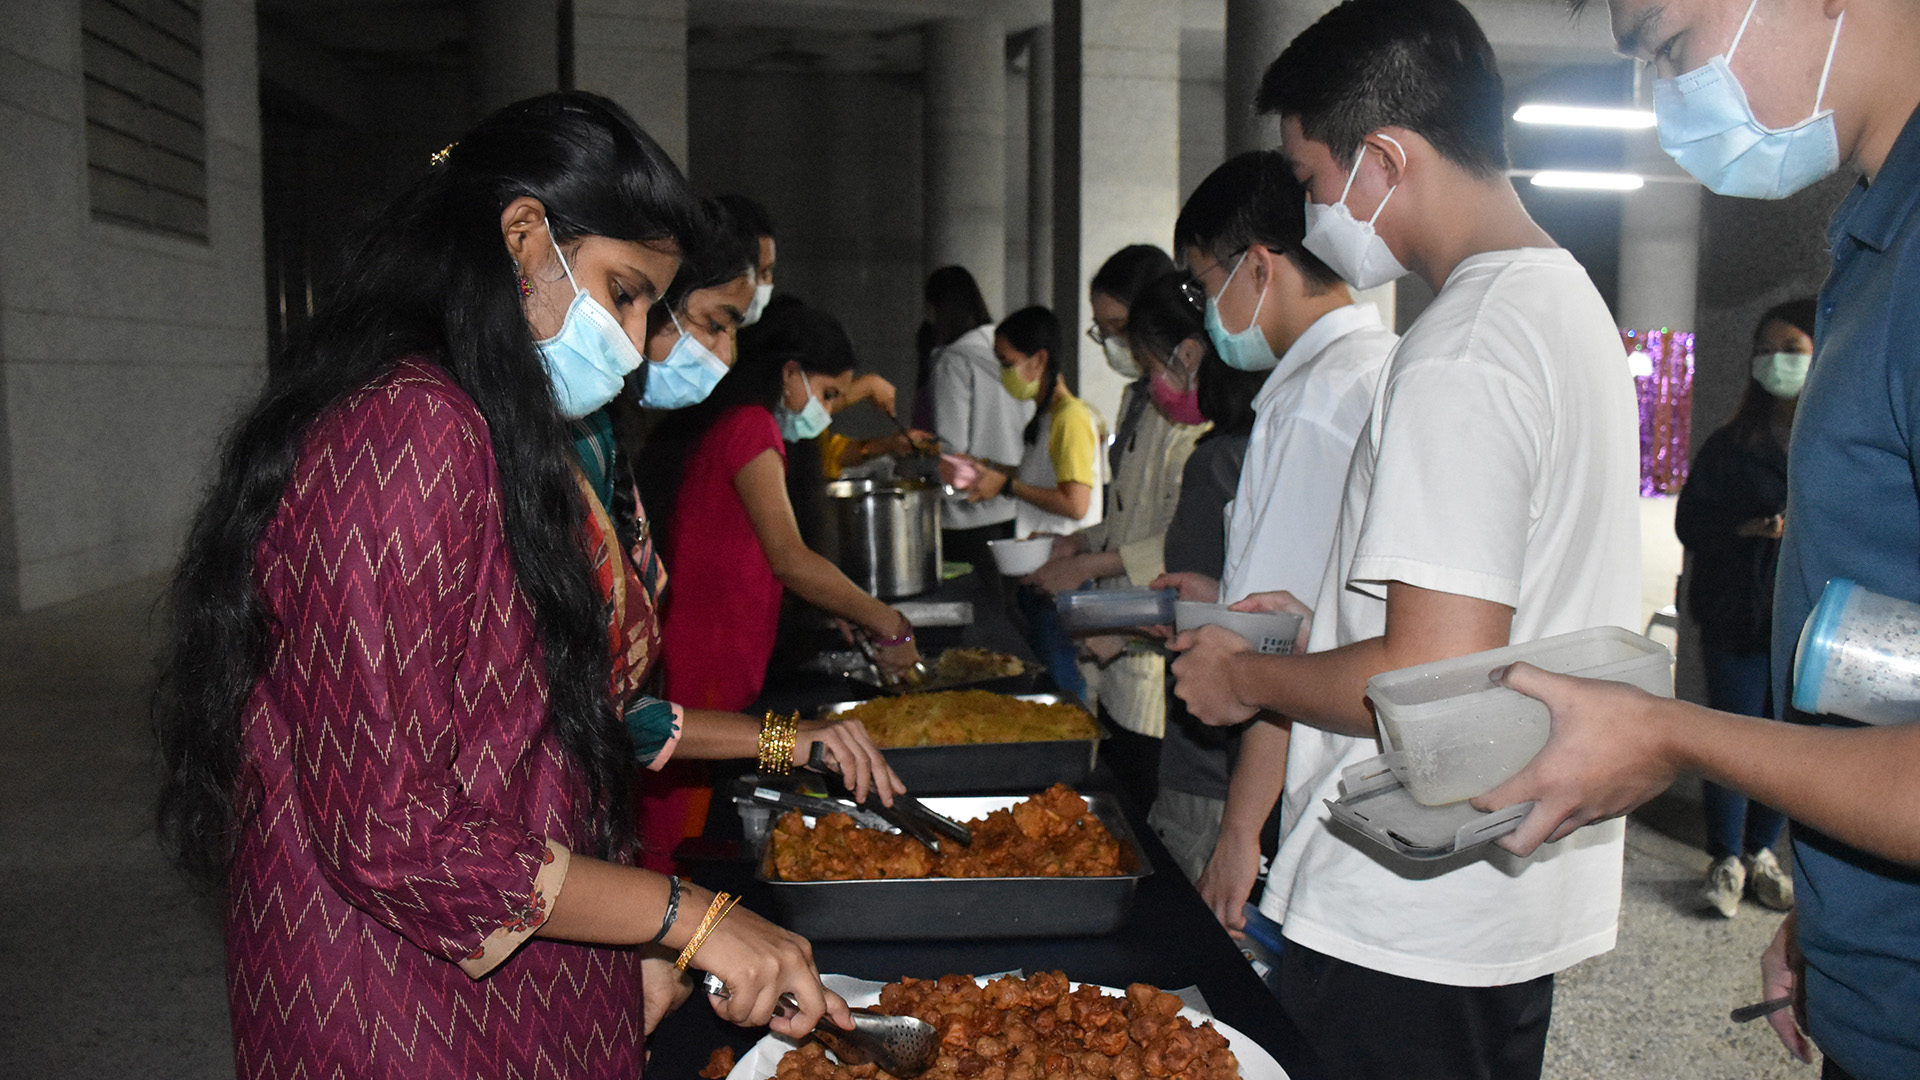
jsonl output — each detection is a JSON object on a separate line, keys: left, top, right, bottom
{"left": 226, "top": 360, "right": 644, "bottom": 1078}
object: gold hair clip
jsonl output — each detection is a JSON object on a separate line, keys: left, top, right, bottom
{"left": 430, "top": 142, "right": 458, "bottom": 167}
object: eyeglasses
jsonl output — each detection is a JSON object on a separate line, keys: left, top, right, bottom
{"left": 1180, "top": 248, "right": 1249, "bottom": 311}
{"left": 1085, "top": 324, "right": 1114, "bottom": 347}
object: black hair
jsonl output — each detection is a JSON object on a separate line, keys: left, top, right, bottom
{"left": 1722, "top": 297, "right": 1818, "bottom": 450}
{"left": 1125, "top": 272, "right": 1206, "bottom": 368}
{"left": 1195, "top": 348, "right": 1268, "bottom": 442}
{"left": 652, "top": 195, "right": 755, "bottom": 331}
{"left": 997, "top": 306, "right": 1063, "bottom": 445}
{"left": 1257, "top": 0, "right": 1509, "bottom": 179}
{"left": 153, "top": 92, "right": 701, "bottom": 884}
{"left": 1090, "top": 246, "right": 1177, "bottom": 307}
{"left": 639, "top": 298, "right": 856, "bottom": 534}
{"left": 714, "top": 193, "right": 775, "bottom": 240}
{"left": 925, "top": 266, "right": 994, "bottom": 347}
{"left": 1174, "top": 151, "right": 1343, "bottom": 293}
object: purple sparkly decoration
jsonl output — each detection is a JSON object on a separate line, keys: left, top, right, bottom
{"left": 1622, "top": 329, "right": 1694, "bottom": 497}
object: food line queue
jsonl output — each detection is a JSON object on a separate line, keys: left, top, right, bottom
{"left": 147, "top": 0, "right": 1920, "bottom": 1078}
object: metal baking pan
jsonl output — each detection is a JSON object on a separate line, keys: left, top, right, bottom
{"left": 800, "top": 650, "right": 1048, "bottom": 698}
{"left": 817, "top": 693, "right": 1102, "bottom": 794}
{"left": 756, "top": 793, "right": 1152, "bottom": 940}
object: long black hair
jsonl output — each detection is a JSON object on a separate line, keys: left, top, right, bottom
{"left": 1722, "top": 297, "right": 1817, "bottom": 452}
{"left": 997, "top": 306, "right": 1063, "bottom": 445}
{"left": 639, "top": 298, "right": 856, "bottom": 536}
{"left": 155, "top": 92, "right": 702, "bottom": 883}
{"left": 925, "top": 265, "right": 993, "bottom": 347}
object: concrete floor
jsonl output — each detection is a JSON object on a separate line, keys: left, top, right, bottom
{"left": 0, "top": 576, "right": 1815, "bottom": 1079}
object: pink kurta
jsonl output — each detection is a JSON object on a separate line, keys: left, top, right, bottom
{"left": 225, "top": 360, "right": 644, "bottom": 1079}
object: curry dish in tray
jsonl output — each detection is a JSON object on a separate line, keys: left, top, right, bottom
{"left": 767, "top": 784, "right": 1129, "bottom": 881}
{"left": 834, "top": 690, "right": 1097, "bottom": 748}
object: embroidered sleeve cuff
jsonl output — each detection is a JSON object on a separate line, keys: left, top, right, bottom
{"left": 458, "top": 839, "right": 571, "bottom": 979}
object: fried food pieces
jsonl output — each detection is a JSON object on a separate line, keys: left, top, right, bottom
{"left": 929, "top": 648, "right": 1026, "bottom": 685}
{"left": 834, "top": 690, "right": 1096, "bottom": 747}
{"left": 768, "top": 785, "right": 1128, "bottom": 881}
{"left": 768, "top": 972, "right": 1239, "bottom": 1080}
{"left": 701, "top": 1045, "right": 738, "bottom": 1078}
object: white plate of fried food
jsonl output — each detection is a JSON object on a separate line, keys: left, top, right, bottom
{"left": 719, "top": 971, "right": 1287, "bottom": 1080}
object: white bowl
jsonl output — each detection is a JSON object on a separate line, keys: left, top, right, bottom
{"left": 987, "top": 537, "right": 1053, "bottom": 576}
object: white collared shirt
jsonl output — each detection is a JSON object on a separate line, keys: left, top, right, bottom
{"left": 1219, "top": 303, "right": 1397, "bottom": 605}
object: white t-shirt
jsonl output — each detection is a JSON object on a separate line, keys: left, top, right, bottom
{"left": 931, "top": 325, "right": 1033, "bottom": 530}
{"left": 1220, "top": 303, "right": 1397, "bottom": 605}
{"left": 1259, "top": 249, "right": 1641, "bottom": 988}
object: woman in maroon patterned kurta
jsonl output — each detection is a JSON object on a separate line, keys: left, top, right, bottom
{"left": 157, "top": 94, "right": 851, "bottom": 1080}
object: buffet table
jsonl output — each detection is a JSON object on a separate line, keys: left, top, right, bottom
{"left": 646, "top": 762, "right": 1322, "bottom": 1079}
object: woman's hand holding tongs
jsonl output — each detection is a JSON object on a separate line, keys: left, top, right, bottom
{"left": 794, "top": 717, "right": 905, "bottom": 807}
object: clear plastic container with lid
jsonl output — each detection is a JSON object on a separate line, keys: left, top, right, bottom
{"left": 1792, "top": 578, "right": 1920, "bottom": 726}
{"left": 1054, "top": 587, "right": 1177, "bottom": 634}
{"left": 1367, "top": 626, "right": 1674, "bottom": 806}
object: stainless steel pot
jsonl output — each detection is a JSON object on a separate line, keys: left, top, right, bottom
{"left": 822, "top": 478, "right": 943, "bottom": 599}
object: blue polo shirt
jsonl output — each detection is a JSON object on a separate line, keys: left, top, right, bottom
{"left": 1770, "top": 104, "right": 1920, "bottom": 1080}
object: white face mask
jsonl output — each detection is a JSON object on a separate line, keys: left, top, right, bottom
{"left": 742, "top": 279, "right": 774, "bottom": 326}
{"left": 1102, "top": 335, "right": 1141, "bottom": 379}
{"left": 1302, "top": 134, "right": 1411, "bottom": 291}
{"left": 1653, "top": 0, "right": 1845, "bottom": 201}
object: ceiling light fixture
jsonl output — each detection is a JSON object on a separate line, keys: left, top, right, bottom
{"left": 1530, "top": 170, "right": 1646, "bottom": 191}
{"left": 1513, "top": 103, "right": 1657, "bottom": 129}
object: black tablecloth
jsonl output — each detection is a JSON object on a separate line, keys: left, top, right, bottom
{"left": 646, "top": 778, "right": 1321, "bottom": 1079}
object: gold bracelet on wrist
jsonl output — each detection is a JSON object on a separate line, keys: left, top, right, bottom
{"left": 674, "top": 890, "right": 741, "bottom": 972}
{"left": 758, "top": 711, "right": 800, "bottom": 775}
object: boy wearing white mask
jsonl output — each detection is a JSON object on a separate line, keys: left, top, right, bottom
{"left": 1470, "top": 2, "right": 1920, "bottom": 1079}
{"left": 1168, "top": 0, "right": 1640, "bottom": 1074}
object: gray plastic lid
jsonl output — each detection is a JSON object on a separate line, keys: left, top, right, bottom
{"left": 1324, "top": 754, "right": 1533, "bottom": 860}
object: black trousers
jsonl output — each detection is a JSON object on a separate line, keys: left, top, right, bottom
{"left": 1824, "top": 1058, "right": 1859, "bottom": 1080}
{"left": 1276, "top": 941, "right": 1554, "bottom": 1080}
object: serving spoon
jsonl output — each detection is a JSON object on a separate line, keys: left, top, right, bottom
{"left": 701, "top": 973, "right": 940, "bottom": 1076}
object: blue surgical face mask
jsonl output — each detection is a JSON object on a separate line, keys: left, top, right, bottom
{"left": 776, "top": 373, "right": 832, "bottom": 441}
{"left": 535, "top": 234, "right": 644, "bottom": 418}
{"left": 1653, "top": 0, "right": 1845, "bottom": 200}
{"left": 637, "top": 308, "right": 731, "bottom": 410}
{"left": 1203, "top": 252, "right": 1280, "bottom": 372}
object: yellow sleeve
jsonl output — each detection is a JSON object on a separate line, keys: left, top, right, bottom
{"left": 1048, "top": 400, "right": 1100, "bottom": 488}
{"left": 820, "top": 431, "right": 855, "bottom": 479}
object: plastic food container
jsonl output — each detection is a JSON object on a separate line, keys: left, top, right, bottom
{"left": 1054, "top": 587, "right": 1177, "bottom": 634}
{"left": 1793, "top": 578, "right": 1920, "bottom": 725}
{"left": 987, "top": 536, "right": 1053, "bottom": 576}
{"left": 1173, "top": 601, "right": 1303, "bottom": 655}
{"left": 1367, "top": 626, "right": 1673, "bottom": 806}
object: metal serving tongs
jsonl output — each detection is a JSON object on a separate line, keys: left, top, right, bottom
{"left": 701, "top": 973, "right": 939, "bottom": 1077}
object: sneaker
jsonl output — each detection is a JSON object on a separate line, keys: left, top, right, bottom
{"left": 1745, "top": 849, "right": 1796, "bottom": 911}
{"left": 1701, "top": 856, "right": 1746, "bottom": 917}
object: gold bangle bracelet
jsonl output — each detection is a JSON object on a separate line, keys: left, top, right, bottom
{"left": 674, "top": 891, "right": 741, "bottom": 972}
{"left": 758, "top": 711, "right": 800, "bottom": 775}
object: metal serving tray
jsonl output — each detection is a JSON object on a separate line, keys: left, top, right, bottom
{"left": 817, "top": 693, "right": 1102, "bottom": 794}
{"left": 756, "top": 792, "right": 1152, "bottom": 941}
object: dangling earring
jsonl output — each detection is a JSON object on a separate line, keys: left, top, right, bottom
{"left": 512, "top": 260, "right": 533, "bottom": 298}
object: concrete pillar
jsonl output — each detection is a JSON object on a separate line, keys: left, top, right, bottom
{"left": 0, "top": 0, "right": 265, "bottom": 612}
{"left": 1052, "top": 0, "right": 1182, "bottom": 425}
{"left": 924, "top": 16, "right": 1009, "bottom": 316}
{"left": 1027, "top": 26, "right": 1054, "bottom": 309}
{"left": 1224, "top": 0, "right": 1337, "bottom": 156}
{"left": 570, "top": 0, "right": 689, "bottom": 168}
{"left": 1617, "top": 142, "right": 1701, "bottom": 332}
{"left": 470, "top": 0, "right": 560, "bottom": 116}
